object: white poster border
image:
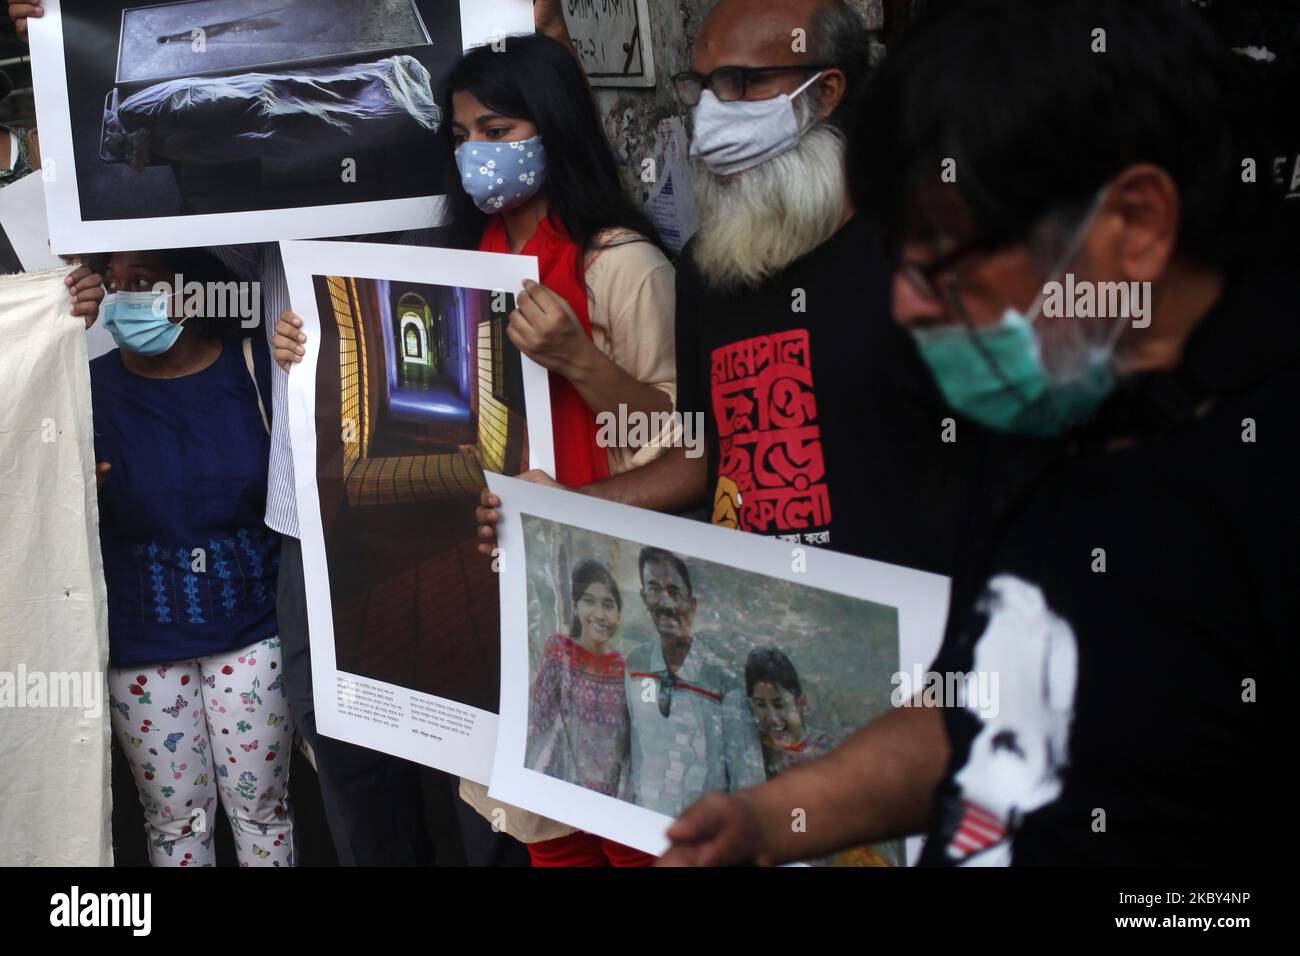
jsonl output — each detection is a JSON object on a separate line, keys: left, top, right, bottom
{"left": 283, "top": 239, "right": 549, "bottom": 782}
{"left": 486, "top": 474, "right": 950, "bottom": 860}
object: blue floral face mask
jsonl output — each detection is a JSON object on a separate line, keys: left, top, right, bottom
{"left": 454, "top": 135, "right": 548, "bottom": 214}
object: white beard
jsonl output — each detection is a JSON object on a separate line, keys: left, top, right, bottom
{"left": 692, "top": 121, "right": 848, "bottom": 291}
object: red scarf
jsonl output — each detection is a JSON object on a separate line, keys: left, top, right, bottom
{"left": 479, "top": 214, "right": 611, "bottom": 487}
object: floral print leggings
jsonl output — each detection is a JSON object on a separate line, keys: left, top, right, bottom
{"left": 107, "top": 636, "right": 296, "bottom": 867}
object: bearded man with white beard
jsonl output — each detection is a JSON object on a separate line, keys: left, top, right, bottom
{"left": 479, "top": 0, "right": 981, "bottom": 577}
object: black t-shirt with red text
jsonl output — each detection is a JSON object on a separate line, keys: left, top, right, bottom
{"left": 675, "top": 215, "right": 984, "bottom": 574}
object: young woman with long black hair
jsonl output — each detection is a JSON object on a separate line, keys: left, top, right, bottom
{"left": 443, "top": 34, "right": 677, "bottom": 487}
{"left": 273, "top": 34, "right": 677, "bottom": 866}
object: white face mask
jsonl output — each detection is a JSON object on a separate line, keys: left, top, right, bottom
{"left": 689, "top": 72, "right": 823, "bottom": 176}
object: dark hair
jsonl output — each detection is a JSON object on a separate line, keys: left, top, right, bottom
{"left": 442, "top": 34, "right": 667, "bottom": 266}
{"left": 745, "top": 646, "right": 802, "bottom": 698}
{"left": 848, "top": 0, "right": 1277, "bottom": 269}
{"left": 569, "top": 558, "right": 622, "bottom": 639}
{"left": 637, "top": 547, "right": 692, "bottom": 596}
{"left": 151, "top": 247, "right": 247, "bottom": 340}
{"left": 808, "top": 0, "right": 875, "bottom": 128}
{"left": 100, "top": 247, "right": 244, "bottom": 340}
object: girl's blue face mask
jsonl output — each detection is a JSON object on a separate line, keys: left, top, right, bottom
{"left": 100, "top": 290, "right": 184, "bottom": 356}
{"left": 454, "top": 134, "right": 548, "bottom": 214}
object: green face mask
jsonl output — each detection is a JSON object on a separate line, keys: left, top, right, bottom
{"left": 911, "top": 310, "right": 1117, "bottom": 438}
{"left": 909, "top": 185, "right": 1127, "bottom": 438}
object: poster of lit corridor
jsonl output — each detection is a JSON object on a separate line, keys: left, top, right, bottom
{"left": 283, "top": 240, "right": 552, "bottom": 781}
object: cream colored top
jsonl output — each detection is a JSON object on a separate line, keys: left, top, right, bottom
{"left": 586, "top": 231, "right": 679, "bottom": 473}
{"left": 460, "top": 230, "right": 677, "bottom": 845}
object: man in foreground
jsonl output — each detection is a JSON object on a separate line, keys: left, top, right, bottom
{"left": 661, "top": 0, "right": 1292, "bottom": 867}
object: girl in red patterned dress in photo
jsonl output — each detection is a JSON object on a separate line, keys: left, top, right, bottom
{"left": 526, "top": 559, "right": 631, "bottom": 800}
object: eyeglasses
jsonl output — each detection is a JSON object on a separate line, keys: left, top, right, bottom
{"left": 897, "top": 236, "right": 993, "bottom": 304}
{"left": 898, "top": 187, "right": 1109, "bottom": 305}
{"left": 671, "top": 64, "right": 832, "bottom": 107}
{"left": 657, "top": 670, "right": 677, "bottom": 718}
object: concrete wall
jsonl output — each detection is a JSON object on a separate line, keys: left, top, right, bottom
{"left": 590, "top": 0, "right": 883, "bottom": 251}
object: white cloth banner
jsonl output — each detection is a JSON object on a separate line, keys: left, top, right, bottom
{"left": 0, "top": 267, "right": 113, "bottom": 866}
{"left": 0, "top": 173, "right": 116, "bottom": 359}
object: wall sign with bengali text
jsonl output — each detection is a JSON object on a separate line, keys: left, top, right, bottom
{"left": 565, "top": 0, "right": 656, "bottom": 88}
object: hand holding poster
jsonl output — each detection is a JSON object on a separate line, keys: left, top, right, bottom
{"left": 486, "top": 475, "right": 951, "bottom": 863}
{"left": 0, "top": 173, "right": 118, "bottom": 359}
{"left": 282, "top": 239, "right": 552, "bottom": 782}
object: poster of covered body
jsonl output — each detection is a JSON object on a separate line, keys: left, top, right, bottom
{"left": 487, "top": 476, "right": 951, "bottom": 862}
{"left": 283, "top": 240, "right": 552, "bottom": 782}
{"left": 28, "top": 0, "right": 532, "bottom": 253}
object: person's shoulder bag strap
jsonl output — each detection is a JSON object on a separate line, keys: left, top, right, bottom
{"left": 242, "top": 337, "right": 271, "bottom": 436}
